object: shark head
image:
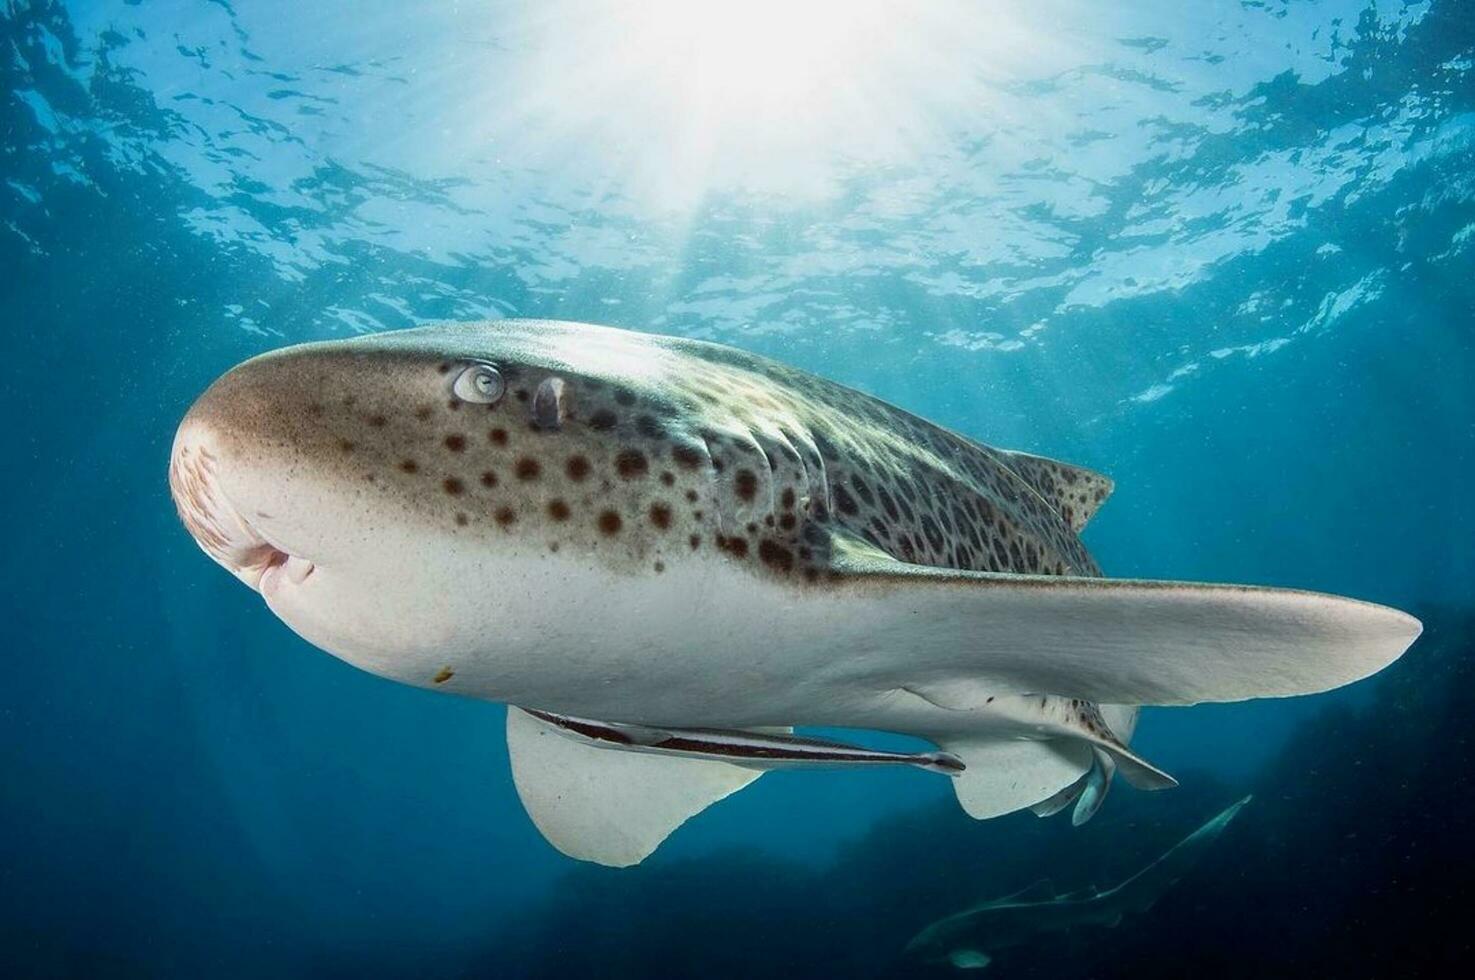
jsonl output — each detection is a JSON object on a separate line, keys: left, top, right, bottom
{"left": 169, "top": 320, "right": 714, "bottom": 690}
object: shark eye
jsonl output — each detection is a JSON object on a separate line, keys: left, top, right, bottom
{"left": 452, "top": 362, "right": 505, "bottom": 404}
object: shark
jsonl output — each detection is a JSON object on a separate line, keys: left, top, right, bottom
{"left": 168, "top": 319, "right": 1419, "bottom": 866}
{"left": 903, "top": 795, "right": 1253, "bottom": 970}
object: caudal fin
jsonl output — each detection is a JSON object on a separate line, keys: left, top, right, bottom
{"left": 1105, "top": 796, "right": 1252, "bottom": 916}
{"left": 828, "top": 540, "right": 1422, "bottom": 707}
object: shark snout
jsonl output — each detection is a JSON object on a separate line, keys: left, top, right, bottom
{"left": 169, "top": 350, "right": 348, "bottom": 593}
{"left": 169, "top": 417, "right": 287, "bottom": 590}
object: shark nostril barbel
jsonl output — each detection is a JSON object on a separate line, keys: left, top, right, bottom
{"left": 531, "top": 376, "right": 568, "bottom": 430}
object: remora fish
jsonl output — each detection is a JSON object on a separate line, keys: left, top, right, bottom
{"left": 523, "top": 709, "right": 966, "bottom": 775}
{"left": 169, "top": 319, "right": 1419, "bottom": 866}
{"left": 903, "top": 796, "right": 1253, "bottom": 970}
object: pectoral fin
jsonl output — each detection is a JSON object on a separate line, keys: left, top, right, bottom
{"left": 506, "top": 707, "right": 761, "bottom": 867}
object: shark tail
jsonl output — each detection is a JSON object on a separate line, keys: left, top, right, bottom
{"left": 1103, "top": 796, "right": 1253, "bottom": 917}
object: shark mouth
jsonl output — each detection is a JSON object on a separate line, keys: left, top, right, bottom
{"left": 168, "top": 442, "right": 314, "bottom": 593}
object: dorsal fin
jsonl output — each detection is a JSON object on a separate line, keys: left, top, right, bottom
{"left": 998, "top": 450, "right": 1114, "bottom": 533}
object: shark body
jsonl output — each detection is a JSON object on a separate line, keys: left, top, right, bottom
{"left": 169, "top": 320, "right": 1418, "bottom": 865}
{"left": 903, "top": 796, "right": 1253, "bottom": 970}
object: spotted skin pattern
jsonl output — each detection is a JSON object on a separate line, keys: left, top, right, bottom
{"left": 247, "top": 320, "right": 1116, "bottom": 593}
{"left": 169, "top": 317, "right": 1429, "bottom": 859}
{"left": 177, "top": 320, "right": 1154, "bottom": 815}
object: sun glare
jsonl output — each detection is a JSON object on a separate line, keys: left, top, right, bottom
{"left": 629, "top": 1, "right": 894, "bottom": 118}
{"left": 485, "top": 1, "right": 1061, "bottom": 206}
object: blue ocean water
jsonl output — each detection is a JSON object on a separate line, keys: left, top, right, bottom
{"left": 2, "top": 1, "right": 1472, "bottom": 976}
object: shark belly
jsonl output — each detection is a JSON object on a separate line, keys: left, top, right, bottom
{"left": 262, "top": 526, "right": 1037, "bottom": 739}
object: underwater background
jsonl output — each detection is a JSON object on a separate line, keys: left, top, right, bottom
{"left": 2, "top": 0, "right": 1472, "bottom": 976}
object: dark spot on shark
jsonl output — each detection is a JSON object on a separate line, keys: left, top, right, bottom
{"left": 516, "top": 457, "right": 541, "bottom": 481}
{"left": 495, "top": 506, "right": 516, "bottom": 527}
{"left": 338, "top": 439, "right": 356, "bottom": 453}
{"left": 566, "top": 455, "right": 591, "bottom": 481}
{"left": 616, "top": 450, "right": 649, "bottom": 479}
{"left": 660, "top": 471, "right": 674, "bottom": 486}
{"left": 672, "top": 445, "right": 703, "bottom": 469}
{"left": 548, "top": 499, "right": 570, "bottom": 521}
{"left": 454, "top": 512, "right": 468, "bottom": 526}
{"left": 481, "top": 470, "right": 498, "bottom": 488}
{"left": 649, "top": 502, "right": 672, "bottom": 529}
{"left": 444, "top": 477, "right": 464, "bottom": 496}
{"left": 400, "top": 460, "right": 419, "bottom": 474}
{"left": 735, "top": 469, "right": 758, "bottom": 501}
{"left": 758, "top": 539, "right": 794, "bottom": 572}
{"left": 834, "top": 484, "right": 858, "bottom": 516}
{"left": 369, "top": 414, "right": 387, "bottom": 428}
{"left": 614, "top": 389, "right": 637, "bottom": 407}
{"left": 489, "top": 428, "right": 508, "bottom": 446}
{"left": 717, "top": 535, "right": 749, "bottom": 559}
{"left": 432, "top": 666, "right": 454, "bottom": 683}
{"left": 589, "top": 410, "right": 618, "bottom": 431}
{"left": 444, "top": 434, "right": 466, "bottom": 452}
{"left": 598, "top": 510, "right": 622, "bottom": 535}
{"left": 636, "top": 415, "right": 664, "bottom": 439}
{"left": 689, "top": 534, "right": 701, "bottom": 550}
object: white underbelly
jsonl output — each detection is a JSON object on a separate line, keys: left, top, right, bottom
{"left": 256, "top": 525, "right": 1085, "bottom": 746}
{"left": 260, "top": 531, "right": 973, "bottom": 734}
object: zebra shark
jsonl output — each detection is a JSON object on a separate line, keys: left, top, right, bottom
{"left": 168, "top": 319, "right": 1419, "bottom": 866}
{"left": 903, "top": 796, "right": 1253, "bottom": 970}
